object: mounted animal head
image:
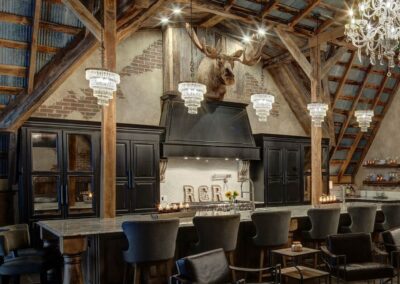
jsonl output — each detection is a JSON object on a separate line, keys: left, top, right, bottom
{"left": 186, "top": 23, "right": 267, "bottom": 101}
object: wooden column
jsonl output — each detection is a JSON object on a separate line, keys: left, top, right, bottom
{"left": 310, "top": 46, "right": 322, "bottom": 205}
{"left": 100, "top": 0, "right": 117, "bottom": 218}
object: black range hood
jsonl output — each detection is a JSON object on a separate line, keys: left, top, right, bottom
{"left": 159, "top": 93, "right": 260, "bottom": 160}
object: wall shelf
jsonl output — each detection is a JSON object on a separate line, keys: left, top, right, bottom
{"left": 363, "top": 181, "right": 400, "bottom": 187}
{"left": 363, "top": 164, "right": 400, "bottom": 168}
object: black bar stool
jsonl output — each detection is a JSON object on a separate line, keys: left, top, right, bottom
{"left": 192, "top": 214, "right": 240, "bottom": 265}
{"left": 341, "top": 205, "right": 377, "bottom": 234}
{"left": 122, "top": 219, "right": 179, "bottom": 284}
{"left": 376, "top": 204, "right": 400, "bottom": 232}
{"left": 251, "top": 210, "right": 291, "bottom": 282}
{"left": 302, "top": 207, "right": 340, "bottom": 267}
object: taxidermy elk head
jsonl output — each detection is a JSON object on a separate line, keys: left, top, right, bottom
{"left": 186, "top": 23, "right": 267, "bottom": 101}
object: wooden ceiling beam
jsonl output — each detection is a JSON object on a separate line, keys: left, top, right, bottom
{"left": 62, "top": 0, "right": 103, "bottom": 41}
{"left": 0, "top": 86, "right": 24, "bottom": 95}
{"left": 0, "top": 64, "right": 26, "bottom": 77}
{"left": 0, "top": 38, "right": 59, "bottom": 53}
{"left": 27, "top": 0, "right": 42, "bottom": 94}
{"left": 337, "top": 131, "right": 363, "bottom": 180}
{"left": 288, "top": 0, "right": 320, "bottom": 28}
{"left": 261, "top": 0, "right": 279, "bottom": 18}
{"left": 308, "top": 26, "right": 345, "bottom": 48}
{"left": 200, "top": 0, "right": 235, "bottom": 28}
{"left": 117, "top": 0, "right": 170, "bottom": 42}
{"left": 0, "top": 11, "right": 81, "bottom": 35}
{"left": 274, "top": 27, "right": 312, "bottom": 79}
{"left": 321, "top": 47, "right": 348, "bottom": 78}
{"left": 332, "top": 51, "right": 356, "bottom": 107}
{"left": 332, "top": 64, "right": 373, "bottom": 159}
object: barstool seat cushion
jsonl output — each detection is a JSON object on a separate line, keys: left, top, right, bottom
{"left": 336, "top": 263, "right": 394, "bottom": 281}
{"left": 0, "top": 256, "right": 46, "bottom": 276}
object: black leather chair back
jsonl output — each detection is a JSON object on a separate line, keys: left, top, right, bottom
{"left": 176, "top": 248, "right": 230, "bottom": 284}
{"left": 382, "top": 204, "right": 400, "bottom": 230}
{"left": 251, "top": 210, "right": 291, "bottom": 247}
{"left": 382, "top": 227, "right": 400, "bottom": 262}
{"left": 307, "top": 207, "right": 340, "bottom": 240}
{"left": 122, "top": 219, "right": 179, "bottom": 264}
{"left": 193, "top": 214, "right": 240, "bottom": 253}
{"left": 327, "top": 233, "right": 373, "bottom": 264}
{"left": 347, "top": 205, "right": 377, "bottom": 233}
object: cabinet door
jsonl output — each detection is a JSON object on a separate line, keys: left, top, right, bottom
{"left": 286, "top": 177, "right": 302, "bottom": 203}
{"left": 116, "top": 140, "right": 131, "bottom": 214}
{"left": 265, "top": 143, "right": 284, "bottom": 204}
{"left": 64, "top": 131, "right": 98, "bottom": 217}
{"left": 131, "top": 142, "right": 157, "bottom": 179}
{"left": 133, "top": 180, "right": 158, "bottom": 212}
{"left": 284, "top": 144, "right": 302, "bottom": 203}
{"left": 28, "top": 130, "right": 63, "bottom": 218}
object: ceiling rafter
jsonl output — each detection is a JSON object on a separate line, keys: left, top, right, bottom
{"left": 261, "top": 0, "right": 279, "bottom": 18}
{"left": 61, "top": 0, "right": 103, "bottom": 41}
{"left": 332, "top": 64, "right": 374, "bottom": 159}
{"left": 0, "top": 38, "right": 59, "bottom": 53}
{"left": 332, "top": 51, "right": 356, "bottom": 107}
{"left": 0, "top": 64, "right": 26, "bottom": 77}
{"left": 200, "top": 0, "right": 235, "bottom": 28}
{"left": 0, "top": 11, "right": 81, "bottom": 35}
{"left": 27, "top": 0, "right": 42, "bottom": 94}
{"left": 0, "top": 86, "right": 23, "bottom": 95}
{"left": 321, "top": 47, "right": 348, "bottom": 78}
{"left": 288, "top": 0, "right": 321, "bottom": 28}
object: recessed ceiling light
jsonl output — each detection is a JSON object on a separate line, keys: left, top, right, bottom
{"left": 242, "top": 35, "right": 251, "bottom": 43}
{"left": 172, "top": 7, "right": 182, "bottom": 14}
{"left": 257, "top": 27, "right": 266, "bottom": 36}
{"left": 160, "top": 17, "right": 169, "bottom": 24}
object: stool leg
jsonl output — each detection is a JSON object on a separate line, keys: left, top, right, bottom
{"left": 133, "top": 264, "right": 141, "bottom": 284}
{"left": 227, "top": 252, "right": 236, "bottom": 283}
{"left": 259, "top": 249, "right": 264, "bottom": 283}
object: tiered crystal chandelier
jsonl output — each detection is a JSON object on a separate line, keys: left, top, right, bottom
{"left": 85, "top": 69, "right": 120, "bottom": 106}
{"left": 345, "top": 0, "right": 400, "bottom": 76}
{"left": 178, "top": 0, "right": 206, "bottom": 114}
{"left": 251, "top": 93, "right": 275, "bottom": 122}
{"left": 307, "top": 103, "right": 328, "bottom": 127}
{"left": 250, "top": 8, "right": 274, "bottom": 123}
{"left": 355, "top": 110, "right": 374, "bottom": 132}
{"left": 86, "top": 32, "right": 120, "bottom": 106}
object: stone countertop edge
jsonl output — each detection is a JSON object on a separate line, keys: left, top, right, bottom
{"left": 37, "top": 203, "right": 384, "bottom": 238}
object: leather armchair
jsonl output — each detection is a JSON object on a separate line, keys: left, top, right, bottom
{"left": 321, "top": 233, "right": 394, "bottom": 283}
{"left": 171, "top": 249, "right": 281, "bottom": 284}
{"left": 382, "top": 227, "right": 400, "bottom": 284}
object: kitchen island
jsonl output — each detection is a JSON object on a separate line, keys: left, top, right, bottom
{"left": 37, "top": 203, "right": 386, "bottom": 284}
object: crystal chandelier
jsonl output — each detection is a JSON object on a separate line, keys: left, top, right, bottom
{"left": 307, "top": 103, "right": 328, "bottom": 127}
{"left": 345, "top": 0, "right": 400, "bottom": 76}
{"left": 355, "top": 110, "right": 374, "bottom": 132}
{"left": 85, "top": 69, "right": 120, "bottom": 106}
{"left": 178, "top": 0, "right": 206, "bottom": 114}
{"left": 251, "top": 93, "right": 275, "bottom": 122}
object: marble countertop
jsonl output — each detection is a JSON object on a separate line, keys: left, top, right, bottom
{"left": 37, "top": 203, "right": 381, "bottom": 238}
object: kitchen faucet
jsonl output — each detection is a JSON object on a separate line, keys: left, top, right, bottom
{"left": 240, "top": 178, "right": 255, "bottom": 211}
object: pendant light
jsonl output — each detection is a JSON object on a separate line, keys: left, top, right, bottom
{"left": 178, "top": 0, "right": 206, "bottom": 114}
{"left": 355, "top": 109, "right": 374, "bottom": 132}
{"left": 307, "top": 15, "right": 328, "bottom": 127}
{"left": 250, "top": 0, "right": 274, "bottom": 122}
{"left": 86, "top": 33, "right": 120, "bottom": 106}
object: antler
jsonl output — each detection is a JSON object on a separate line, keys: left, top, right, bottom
{"left": 185, "top": 23, "right": 222, "bottom": 59}
{"left": 237, "top": 34, "right": 268, "bottom": 66}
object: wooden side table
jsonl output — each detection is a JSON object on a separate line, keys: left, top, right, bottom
{"left": 272, "top": 247, "right": 320, "bottom": 266}
{"left": 280, "top": 266, "right": 329, "bottom": 283}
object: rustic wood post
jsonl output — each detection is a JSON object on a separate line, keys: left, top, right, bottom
{"left": 310, "top": 46, "right": 322, "bottom": 205}
{"left": 100, "top": 0, "right": 117, "bottom": 218}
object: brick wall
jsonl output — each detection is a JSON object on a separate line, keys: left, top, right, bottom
{"left": 243, "top": 72, "right": 280, "bottom": 117}
{"left": 33, "top": 39, "right": 163, "bottom": 120}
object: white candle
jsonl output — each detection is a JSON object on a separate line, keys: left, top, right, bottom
{"left": 165, "top": 204, "right": 171, "bottom": 211}
{"left": 179, "top": 202, "right": 184, "bottom": 209}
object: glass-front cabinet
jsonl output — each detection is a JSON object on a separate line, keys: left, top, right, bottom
{"left": 20, "top": 124, "right": 99, "bottom": 221}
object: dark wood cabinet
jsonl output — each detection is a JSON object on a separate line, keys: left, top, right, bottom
{"left": 18, "top": 119, "right": 163, "bottom": 222}
{"left": 251, "top": 134, "right": 329, "bottom": 206}
{"left": 116, "top": 128, "right": 161, "bottom": 214}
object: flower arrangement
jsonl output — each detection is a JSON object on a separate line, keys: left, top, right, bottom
{"left": 225, "top": 191, "right": 239, "bottom": 203}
